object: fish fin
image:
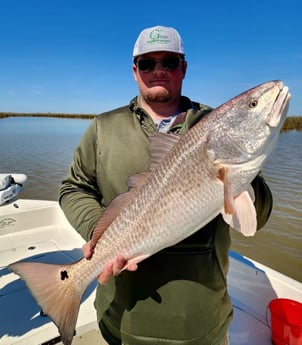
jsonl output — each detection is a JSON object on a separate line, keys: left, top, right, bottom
{"left": 91, "top": 193, "right": 134, "bottom": 248}
{"left": 121, "top": 254, "right": 151, "bottom": 271}
{"left": 149, "top": 132, "right": 180, "bottom": 171}
{"left": 127, "top": 172, "right": 151, "bottom": 189}
{"left": 91, "top": 172, "right": 151, "bottom": 248}
{"left": 246, "top": 183, "right": 255, "bottom": 202}
{"left": 91, "top": 133, "right": 180, "bottom": 248}
{"left": 218, "top": 167, "right": 235, "bottom": 214}
{"left": 9, "top": 260, "right": 87, "bottom": 345}
{"left": 222, "top": 191, "right": 257, "bottom": 236}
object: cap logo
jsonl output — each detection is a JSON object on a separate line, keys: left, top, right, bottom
{"left": 148, "top": 28, "right": 170, "bottom": 45}
{"left": 133, "top": 26, "right": 184, "bottom": 57}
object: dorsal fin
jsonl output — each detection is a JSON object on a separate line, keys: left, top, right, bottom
{"left": 90, "top": 133, "right": 180, "bottom": 249}
{"left": 90, "top": 172, "right": 151, "bottom": 248}
{"left": 149, "top": 132, "right": 180, "bottom": 171}
{"left": 127, "top": 172, "right": 151, "bottom": 190}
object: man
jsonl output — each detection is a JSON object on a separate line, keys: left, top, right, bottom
{"left": 59, "top": 25, "right": 273, "bottom": 345}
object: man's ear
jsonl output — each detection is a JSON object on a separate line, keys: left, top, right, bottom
{"left": 132, "top": 64, "right": 138, "bottom": 82}
{"left": 182, "top": 61, "right": 188, "bottom": 78}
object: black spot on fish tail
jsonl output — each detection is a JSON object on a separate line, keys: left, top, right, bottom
{"left": 60, "top": 270, "right": 69, "bottom": 280}
{"left": 40, "top": 309, "right": 47, "bottom": 317}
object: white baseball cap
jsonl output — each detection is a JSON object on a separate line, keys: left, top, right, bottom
{"left": 133, "top": 25, "right": 185, "bottom": 58}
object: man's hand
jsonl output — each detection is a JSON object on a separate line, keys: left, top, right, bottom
{"left": 82, "top": 241, "right": 138, "bottom": 284}
{"left": 82, "top": 241, "right": 94, "bottom": 259}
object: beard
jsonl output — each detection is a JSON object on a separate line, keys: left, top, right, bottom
{"left": 141, "top": 86, "right": 175, "bottom": 104}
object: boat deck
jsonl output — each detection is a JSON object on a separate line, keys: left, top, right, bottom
{"left": 57, "top": 329, "right": 105, "bottom": 345}
{"left": 57, "top": 304, "right": 272, "bottom": 345}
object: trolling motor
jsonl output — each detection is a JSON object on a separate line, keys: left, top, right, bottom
{"left": 0, "top": 174, "right": 27, "bottom": 205}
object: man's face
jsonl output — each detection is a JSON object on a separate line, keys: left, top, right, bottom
{"left": 132, "top": 52, "right": 187, "bottom": 104}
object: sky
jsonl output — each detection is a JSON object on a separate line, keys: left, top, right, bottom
{"left": 0, "top": 0, "right": 301, "bottom": 115}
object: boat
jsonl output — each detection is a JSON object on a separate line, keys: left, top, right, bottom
{"left": 0, "top": 174, "right": 27, "bottom": 206}
{"left": 0, "top": 198, "right": 100, "bottom": 345}
{"left": 1, "top": 196, "right": 302, "bottom": 344}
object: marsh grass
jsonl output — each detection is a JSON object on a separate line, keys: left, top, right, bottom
{"left": 0, "top": 112, "right": 95, "bottom": 119}
{"left": 282, "top": 116, "right": 302, "bottom": 130}
{"left": 0, "top": 112, "right": 301, "bottom": 130}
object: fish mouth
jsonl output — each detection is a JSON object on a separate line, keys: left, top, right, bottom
{"left": 211, "top": 81, "right": 291, "bottom": 168}
{"left": 268, "top": 82, "right": 291, "bottom": 128}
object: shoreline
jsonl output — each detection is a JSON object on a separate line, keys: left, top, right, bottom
{"left": 0, "top": 112, "right": 95, "bottom": 119}
{"left": 0, "top": 112, "right": 301, "bottom": 130}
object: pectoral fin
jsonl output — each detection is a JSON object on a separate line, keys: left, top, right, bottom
{"left": 218, "top": 167, "right": 235, "bottom": 214}
{"left": 222, "top": 190, "right": 257, "bottom": 236}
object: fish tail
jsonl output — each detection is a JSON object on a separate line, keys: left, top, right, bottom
{"left": 8, "top": 259, "right": 87, "bottom": 345}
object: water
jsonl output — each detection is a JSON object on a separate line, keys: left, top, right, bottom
{"left": 0, "top": 117, "right": 301, "bottom": 282}
{"left": 231, "top": 130, "right": 302, "bottom": 282}
{"left": 0, "top": 117, "right": 90, "bottom": 200}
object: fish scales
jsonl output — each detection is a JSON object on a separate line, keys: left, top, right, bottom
{"left": 95, "top": 136, "right": 213, "bottom": 257}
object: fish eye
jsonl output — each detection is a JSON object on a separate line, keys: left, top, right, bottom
{"left": 248, "top": 99, "right": 258, "bottom": 108}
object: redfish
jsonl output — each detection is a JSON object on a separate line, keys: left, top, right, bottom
{"left": 9, "top": 80, "right": 290, "bottom": 345}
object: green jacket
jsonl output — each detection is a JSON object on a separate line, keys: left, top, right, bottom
{"left": 59, "top": 96, "right": 273, "bottom": 345}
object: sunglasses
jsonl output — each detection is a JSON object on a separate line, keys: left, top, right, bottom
{"left": 136, "top": 56, "right": 184, "bottom": 72}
